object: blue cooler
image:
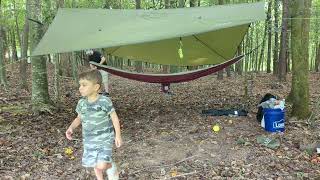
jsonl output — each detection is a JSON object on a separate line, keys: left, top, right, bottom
{"left": 263, "top": 108, "right": 285, "bottom": 132}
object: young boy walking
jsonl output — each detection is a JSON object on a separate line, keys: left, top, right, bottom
{"left": 66, "top": 69, "right": 122, "bottom": 180}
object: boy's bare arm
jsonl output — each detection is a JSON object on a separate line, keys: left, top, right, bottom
{"left": 66, "top": 115, "right": 81, "bottom": 140}
{"left": 110, "top": 111, "right": 122, "bottom": 147}
{"left": 110, "top": 111, "right": 121, "bottom": 137}
{"left": 69, "top": 115, "right": 81, "bottom": 130}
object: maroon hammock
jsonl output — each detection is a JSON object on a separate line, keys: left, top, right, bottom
{"left": 91, "top": 55, "right": 244, "bottom": 84}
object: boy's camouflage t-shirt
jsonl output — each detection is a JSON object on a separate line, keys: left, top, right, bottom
{"left": 76, "top": 96, "right": 115, "bottom": 148}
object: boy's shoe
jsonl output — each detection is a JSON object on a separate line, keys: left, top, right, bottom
{"left": 106, "top": 162, "right": 119, "bottom": 180}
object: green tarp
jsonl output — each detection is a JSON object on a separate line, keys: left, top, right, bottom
{"left": 32, "top": 1, "right": 265, "bottom": 66}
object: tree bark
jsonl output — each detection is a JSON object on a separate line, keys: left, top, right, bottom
{"left": 185, "top": 0, "right": 198, "bottom": 71}
{"left": 162, "top": 0, "right": 170, "bottom": 74}
{"left": 54, "top": 54, "right": 61, "bottom": 105}
{"left": 13, "top": 0, "right": 22, "bottom": 48}
{"left": 55, "top": 0, "right": 71, "bottom": 77}
{"left": 315, "top": 42, "right": 320, "bottom": 72}
{"left": 10, "top": 30, "right": 19, "bottom": 74}
{"left": 278, "top": 0, "right": 289, "bottom": 82}
{"left": 290, "top": 0, "right": 311, "bottom": 119}
{"left": 30, "top": 0, "right": 51, "bottom": 113}
{"left": 2, "top": 28, "right": 9, "bottom": 63}
{"left": 0, "top": 27, "right": 8, "bottom": 87}
{"left": 273, "top": 0, "right": 279, "bottom": 75}
{"left": 249, "top": 26, "right": 255, "bottom": 71}
{"left": 236, "top": 44, "right": 243, "bottom": 75}
{"left": 134, "top": 0, "right": 143, "bottom": 72}
{"left": 190, "top": 0, "right": 196, "bottom": 7}
{"left": 54, "top": 0, "right": 65, "bottom": 106}
{"left": 217, "top": 0, "right": 224, "bottom": 79}
{"left": 258, "top": 20, "right": 268, "bottom": 72}
{"left": 170, "top": 0, "right": 184, "bottom": 74}
{"left": 19, "top": 0, "right": 30, "bottom": 90}
{"left": 244, "top": 28, "right": 251, "bottom": 73}
{"left": 226, "top": 65, "right": 231, "bottom": 77}
{"left": 11, "top": 31, "right": 18, "bottom": 62}
{"left": 266, "top": 0, "right": 272, "bottom": 73}
{"left": 254, "top": 23, "right": 259, "bottom": 72}
{"left": 0, "top": 1, "right": 8, "bottom": 88}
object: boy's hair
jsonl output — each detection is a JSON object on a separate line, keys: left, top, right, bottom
{"left": 79, "top": 69, "right": 102, "bottom": 90}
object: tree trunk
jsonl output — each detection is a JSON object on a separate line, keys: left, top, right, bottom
{"left": 162, "top": 0, "right": 170, "bottom": 74}
{"left": 13, "top": 0, "right": 22, "bottom": 48}
{"left": 127, "top": 59, "right": 131, "bottom": 67}
{"left": 134, "top": 0, "right": 143, "bottom": 72}
{"left": 60, "top": 53, "right": 72, "bottom": 76}
{"left": 169, "top": 0, "right": 178, "bottom": 73}
{"left": 54, "top": 54, "right": 61, "bottom": 105}
{"left": 53, "top": 0, "right": 65, "bottom": 106}
{"left": 179, "top": 0, "right": 184, "bottom": 7}
{"left": 254, "top": 23, "right": 259, "bottom": 72}
{"left": 266, "top": 0, "right": 272, "bottom": 73}
{"left": 185, "top": 0, "right": 198, "bottom": 71}
{"left": 190, "top": 0, "right": 196, "bottom": 7}
{"left": 0, "top": 27, "right": 8, "bottom": 87}
{"left": 226, "top": 65, "right": 231, "bottom": 77}
{"left": 0, "top": 2, "right": 8, "bottom": 88}
{"left": 30, "top": 0, "right": 51, "bottom": 113}
{"left": 244, "top": 29, "right": 250, "bottom": 73}
{"left": 286, "top": 40, "right": 291, "bottom": 72}
{"left": 217, "top": 70, "right": 224, "bottom": 79}
{"left": 19, "top": 0, "right": 30, "bottom": 90}
{"left": 248, "top": 26, "right": 253, "bottom": 71}
{"left": 273, "top": 0, "right": 279, "bottom": 75}
{"left": 217, "top": 0, "right": 224, "bottom": 79}
{"left": 316, "top": 42, "right": 320, "bottom": 72}
{"left": 278, "top": 0, "right": 289, "bottom": 82}
{"left": 290, "top": 0, "right": 311, "bottom": 119}
{"left": 258, "top": 20, "right": 268, "bottom": 72}
{"left": 55, "top": 0, "right": 71, "bottom": 77}
{"left": 2, "top": 29, "right": 9, "bottom": 63}
{"left": 310, "top": 44, "right": 316, "bottom": 71}
{"left": 10, "top": 30, "right": 18, "bottom": 75}
{"left": 236, "top": 45, "right": 243, "bottom": 75}
{"left": 11, "top": 31, "right": 18, "bottom": 62}
{"left": 249, "top": 25, "right": 255, "bottom": 71}
{"left": 171, "top": 0, "right": 184, "bottom": 73}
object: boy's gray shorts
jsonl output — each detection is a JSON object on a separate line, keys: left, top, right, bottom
{"left": 82, "top": 146, "right": 112, "bottom": 167}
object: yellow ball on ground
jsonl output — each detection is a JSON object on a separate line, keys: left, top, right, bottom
{"left": 212, "top": 125, "right": 220, "bottom": 132}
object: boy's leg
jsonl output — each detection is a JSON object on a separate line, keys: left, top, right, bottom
{"left": 106, "top": 162, "right": 119, "bottom": 180}
{"left": 94, "top": 167, "right": 104, "bottom": 180}
{"left": 94, "top": 162, "right": 111, "bottom": 180}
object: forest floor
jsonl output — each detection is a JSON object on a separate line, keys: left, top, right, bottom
{"left": 1, "top": 64, "right": 320, "bottom": 180}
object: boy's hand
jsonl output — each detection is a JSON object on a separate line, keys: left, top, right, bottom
{"left": 115, "top": 136, "right": 122, "bottom": 148}
{"left": 66, "top": 128, "right": 73, "bottom": 140}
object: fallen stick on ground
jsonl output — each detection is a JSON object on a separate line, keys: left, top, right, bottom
{"left": 129, "top": 154, "right": 200, "bottom": 175}
{"left": 162, "top": 171, "right": 199, "bottom": 179}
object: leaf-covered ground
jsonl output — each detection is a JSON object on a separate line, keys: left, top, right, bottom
{"left": 1, "top": 64, "right": 320, "bottom": 179}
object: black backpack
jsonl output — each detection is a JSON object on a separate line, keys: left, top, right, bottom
{"left": 256, "top": 93, "right": 276, "bottom": 122}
